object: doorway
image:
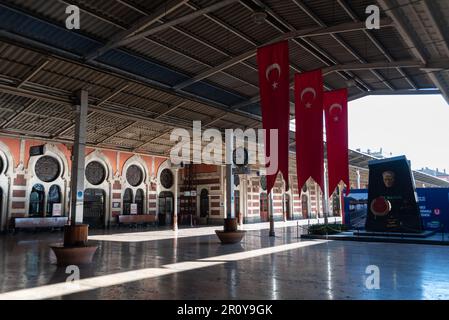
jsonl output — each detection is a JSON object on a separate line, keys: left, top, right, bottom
{"left": 83, "top": 189, "right": 106, "bottom": 228}
{"left": 260, "top": 193, "right": 268, "bottom": 222}
{"left": 158, "top": 191, "right": 174, "bottom": 226}
{"left": 302, "top": 194, "right": 309, "bottom": 219}
{"left": 199, "top": 189, "right": 209, "bottom": 218}
{"left": 284, "top": 194, "right": 291, "bottom": 220}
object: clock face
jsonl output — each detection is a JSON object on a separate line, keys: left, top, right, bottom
{"left": 86, "top": 161, "right": 106, "bottom": 185}
{"left": 160, "top": 169, "right": 174, "bottom": 189}
{"left": 233, "top": 147, "right": 249, "bottom": 166}
{"left": 35, "top": 156, "right": 60, "bottom": 182}
{"left": 126, "top": 165, "right": 144, "bottom": 187}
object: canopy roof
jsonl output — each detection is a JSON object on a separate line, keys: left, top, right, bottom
{"left": 0, "top": 0, "right": 447, "bottom": 174}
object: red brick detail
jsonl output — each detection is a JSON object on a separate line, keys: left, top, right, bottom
{"left": 210, "top": 202, "right": 220, "bottom": 208}
{"left": 11, "top": 213, "right": 26, "bottom": 218}
{"left": 14, "top": 175, "right": 26, "bottom": 186}
{"left": 12, "top": 202, "right": 25, "bottom": 209}
{"left": 210, "top": 196, "right": 220, "bottom": 200}
{"left": 211, "top": 210, "right": 220, "bottom": 215}
{"left": 149, "top": 202, "right": 156, "bottom": 208}
{"left": 148, "top": 194, "right": 157, "bottom": 200}
{"left": 113, "top": 181, "right": 121, "bottom": 190}
{"left": 210, "top": 186, "right": 220, "bottom": 191}
{"left": 113, "top": 193, "right": 121, "bottom": 199}
{"left": 194, "top": 178, "right": 220, "bottom": 185}
{"left": 13, "top": 190, "right": 26, "bottom": 197}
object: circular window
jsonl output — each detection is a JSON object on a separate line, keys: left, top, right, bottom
{"left": 160, "top": 169, "right": 174, "bottom": 189}
{"left": 260, "top": 175, "right": 267, "bottom": 191}
{"left": 0, "top": 157, "right": 4, "bottom": 175}
{"left": 35, "top": 156, "right": 60, "bottom": 182}
{"left": 126, "top": 165, "right": 144, "bottom": 187}
{"left": 86, "top": 161, "right": 106, "bottom": 185}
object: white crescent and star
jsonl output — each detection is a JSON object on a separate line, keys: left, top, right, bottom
{"left": 265, "top": 63, "right": 281, "bottom": 90}
{"left": 300, "top": 87, "right": 316, "bottom": 109}
{"left": 329, "top": 103, "right": 343, "bottom": 122}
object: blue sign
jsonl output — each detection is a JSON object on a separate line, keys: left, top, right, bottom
{"left": 344, "top": 188, "right": 449, "bottom": 232}
{"left": 77, "top": 190, "right": 84, "bottom": 200}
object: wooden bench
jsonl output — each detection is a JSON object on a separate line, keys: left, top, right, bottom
{"left": 117, "top": 215, "right": 157, "bottom": 227}
{"left": 12, "top": 217, "right": 68, "bottom": 233}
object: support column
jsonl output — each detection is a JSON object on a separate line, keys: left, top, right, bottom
{"left": 268, "top": 191, "right": 275, "bottom": 237}
{"left": 356, "top": 169, "right": 361, "bottom": 189}
{"left": 173, "top": 168, "right": 179, "bottom": 231}
{"left": 323, "top": 163, "right": 329, "bottom": 225}
{"left": 225, "top": 131, "right": 234, "bottom": 220}
{"left": 70, "top": 90, "right": 88, "bottom": 225}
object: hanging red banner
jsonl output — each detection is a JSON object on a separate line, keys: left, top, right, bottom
{"left": 257, "top": 40, "right": 290, "bottom": 194}
{"left": 324, "top": 88, "right": 350, "bottom": 196}
{"left": 295, "top": 69, "right": 324, "bottom": 192}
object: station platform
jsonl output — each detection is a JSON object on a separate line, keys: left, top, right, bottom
{"left": 1, "top": 219, "right": 449, "bottom": 300}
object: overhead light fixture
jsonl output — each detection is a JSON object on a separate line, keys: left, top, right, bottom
{"left": 252, "top": 8, "right": 267, "bottom": 24}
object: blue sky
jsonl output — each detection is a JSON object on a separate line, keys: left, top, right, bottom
{"left": 348, "top": 94, "right": 449, "bottom": 172}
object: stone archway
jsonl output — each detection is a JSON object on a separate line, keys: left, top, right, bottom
{"left": 0, "top": 141, "right": 13, "bottom": 231}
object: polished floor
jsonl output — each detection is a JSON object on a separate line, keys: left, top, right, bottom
{"left": 1, "top": 220, "right": 449, "bottom": 300}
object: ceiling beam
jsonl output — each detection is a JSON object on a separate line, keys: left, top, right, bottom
{"left": 66, "top": 0, "right": 260, "bottom": 97}
{"left": 0, "top": 99, "right": 39, "bottom": 128}
{"left": 292, "top": 0, "right": 394, "bottom": 91}
{"left": 377, "top": 0, "right": 449, "bottom": 104}
{"left": 0, "top": 28, "right": 262, "bottom": 122}
{"left": 247, "top": 0, "right": 371, "bottom": 92}
{"left": 85, "top": 0, "right": 188, "bottom": 61}
{"left": 96, "top": 82, "right": 130, "bottom": 106}
{"left": 420, "top": 0, "right": 449, "bottom": 57}
{"left": 16, "top": 58, "right": 51, "bottom": 89}
{"left": 111, "top": 0, "right": 242, "bottom": 49}
{"left": 337, "top": 0, "right": 417, "bottom": 90}
{"left": 174, "top": 18, "right": 392, "bottom": 90}
{"left": 322, "top": 59, "right": 423, "bottom": 74}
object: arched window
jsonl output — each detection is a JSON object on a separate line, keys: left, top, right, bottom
{"left": 135, "top": 189, "right": 144, "bottom": 215}
{"left": 46, "top": 185, "right": 61, "bottom": 216}
{"left": 29, "top": 184, "right": 45, "bottom": 217}
{"left": 123, "top": 188, "right": 133, "bottom": 215}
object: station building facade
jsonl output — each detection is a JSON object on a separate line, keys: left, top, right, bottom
{"left": 0, "top": 135, "right": 445, "bottom": 232}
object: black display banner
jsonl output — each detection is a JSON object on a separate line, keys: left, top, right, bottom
{"left": 365, "top": 156, "right": 423, "bottom": 233}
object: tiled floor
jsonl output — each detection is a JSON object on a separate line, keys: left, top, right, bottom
{"left": 1, "top": 219, "right": 449, "bottom": 300}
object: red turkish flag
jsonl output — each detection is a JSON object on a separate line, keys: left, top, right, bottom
{"left": 324, "top": 88, "right": 349, "bottom": 196}
{"left": 257, "top": 41, "right": 290, "bottom": 194}
{"left": 295, "top": 70, "right": 324, "bottom": 192}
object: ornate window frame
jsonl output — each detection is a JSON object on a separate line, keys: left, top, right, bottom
{"left": 0, "top": 141, "right": 13, "bottom": 231}
{"left": 26, "top": 144, "right": 69, "bottom": 217}
{"left": 122, "top": 155, "right": 149, "bottom": 215}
